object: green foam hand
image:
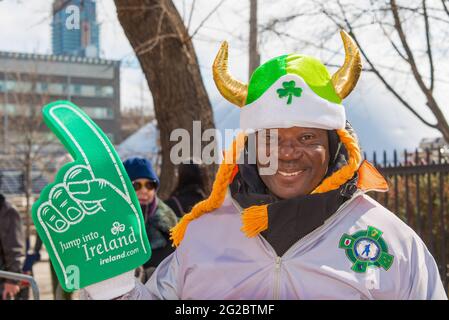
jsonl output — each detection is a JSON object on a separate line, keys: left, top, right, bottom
{"left": 32, "top": 101, "right": 151, "bottom": 292}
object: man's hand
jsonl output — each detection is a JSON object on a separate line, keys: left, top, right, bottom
{"left": 2, "top": 283, "right": 20, "bottom": 300}
{"left": 32, "top": 101, "right": 151, "bottom": 292}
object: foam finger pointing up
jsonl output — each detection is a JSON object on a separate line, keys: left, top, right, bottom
{"left": 43, "top": 101, "right": 129, "bottom": 196}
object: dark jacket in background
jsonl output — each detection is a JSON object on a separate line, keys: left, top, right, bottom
{"left": 0, "top": 194, "right": 25, "bottom": 286}
{"left": 165, "top": 184, "right": 206, "bottom": 218}
{"left": 142, "top": 198, "right": 178, "bottom": 269}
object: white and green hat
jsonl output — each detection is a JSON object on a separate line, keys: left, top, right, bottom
{"left": 212, "top": 30, "right": 362, "bottom": 132}
{"left": 241, "top": 55, "right": 345, "bottom": 131}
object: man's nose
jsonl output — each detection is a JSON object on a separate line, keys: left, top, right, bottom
{"left": 278, "top": 141, "right": 302, "bottom": 160}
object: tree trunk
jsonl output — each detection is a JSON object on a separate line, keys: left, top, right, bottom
{"left": 426, "top": 97, "right": 449, "bottom": 144}
{"left": 114, "top": 0, "right": 217, "bottom": 198}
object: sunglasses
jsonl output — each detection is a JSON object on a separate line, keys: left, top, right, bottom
{"left": 132, "top": 181, "right": 156, "bottom": 191}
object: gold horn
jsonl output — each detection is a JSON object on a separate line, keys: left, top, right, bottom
{"left": 213, "top": 41, "right": 248, "bottom": 107}
{"left": 331, "top": 30, "right": 362, "bottom": 100}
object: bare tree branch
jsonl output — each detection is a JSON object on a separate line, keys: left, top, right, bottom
{"left": 260, "top": 26, "right": 339, "bottom": 55}
{"left": 188, "top": 0, "right": 226, "bottom": 40}
{"left": 182, "top": 0, "right": 186, "bottom": 22}
{"left": 3, "top": 67, "right": 56, "bottom": 238}
{"left": 390, "top": 0, "right": 449, "bottom": 138}
{"left": 374, "top": 3, "right": 449, "bottom": 24}
{"left": 186, "top": 0, "right": 197, "bottom": 32}
{"left": 372, "top": 5, "right": 409, "bottom": 62}
{"left": 390, "top": 0, "right": 430, "bottom": 94}
{"left": 423, "top": 0, "right": 435, "bottom": 92}
{"left": 261, "top": 10, "right": 323, "bottom": 33}
{"left": 378, "top": 23, "right": 409, "bottom": 62}
{"left": 131, "top": 3, "right": 183, "bottom": 56}
{"left": 115, "top": 4, "right": 162, "bottom": 18}
{"left": 443, "top": 0, "right": 449, "bottom": 17}
{"left": 330, "top": 0, "right": 439, "bottom": 129}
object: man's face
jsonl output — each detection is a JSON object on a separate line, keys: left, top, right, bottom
{"left": 256, "top": 127, "right": 329, "bottom": 199}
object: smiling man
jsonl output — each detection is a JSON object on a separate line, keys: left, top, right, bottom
{"left": 82, "top": 30, "right": 447, "bottom": 300}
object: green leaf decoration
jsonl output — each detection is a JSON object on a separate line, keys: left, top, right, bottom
{"left": 276, "top": 80, "right": 303, "bottom": 105}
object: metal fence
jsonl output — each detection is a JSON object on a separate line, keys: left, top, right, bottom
{"left": 365, "top": 148, "right": 449, "bottom": 292}
{"left": 0, "top": 270, "right": 39, "bottom": 300}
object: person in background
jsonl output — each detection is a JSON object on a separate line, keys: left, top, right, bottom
{"left": 123, "top": 157, "right": 178, "bottom": 282}
{"left": 165, "top": 162, "right": 207, "bottom": 218}
{"left": 18, "top": 235, "right": 42, "bottom": 300}
{"left": 0, "top": 192, "right": 25, "bottom": 300}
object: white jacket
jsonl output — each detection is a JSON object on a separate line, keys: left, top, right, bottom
{"left": 84, "top": 191, "right": 447, "bottom": 300}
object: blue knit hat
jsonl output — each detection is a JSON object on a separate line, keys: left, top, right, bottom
{"left": 123, "top": 157, "right": 160, "bottom": 188}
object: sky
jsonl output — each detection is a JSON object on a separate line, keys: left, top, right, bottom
{"left": 0, "top": 0, "right": 447, "bottom": 156}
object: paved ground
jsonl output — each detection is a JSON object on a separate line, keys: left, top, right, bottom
{"left": 32, "top": 251, "right": 53, "bottom": 300}
{"left": 28, "top": 235, "right": 79, "bottom": 300}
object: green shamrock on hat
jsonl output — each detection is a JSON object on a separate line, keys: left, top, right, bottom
{"left": 276, "top": 80, "right": 303, "bottom": 105}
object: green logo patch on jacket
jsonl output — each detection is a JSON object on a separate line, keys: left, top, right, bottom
{"left": 339, "top": 226, "right": 394, "bottom": 273}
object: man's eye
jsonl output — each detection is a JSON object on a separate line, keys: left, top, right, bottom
{"left": 301, "top": 134, "right": 314, "bottom": 141}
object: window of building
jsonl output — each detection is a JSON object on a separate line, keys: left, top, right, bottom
{"left": 71, "top": 84, "right": 81, "bottom": 96}
{"left": 0, "top": 81, "right": 52, "bottom": 94}
{"left": 0, "top": 80, "right": 16, "bottom": 92}
{"left": 37, "top": 82, "right": 49, "bottom": 93}
{"left": 80, "top": 85, "right": 96, "bottom": 97}
{"left": 62, "top": 83, "right": 69, "bottom": 95}
{"left": 48, "top": 83, "right": 64, "bottom": 95}
{"left": 1, "top": 104, "right": 17, "bottom": 115}
{"left": 5, "top": 80, "right": 16, "bottom": 91}
{"left": 95, "top": 85, "right": 102, "bottom": 97}
{"left": 82, "top": 106, "right": 114, "bottom": 120}
{"left": 102, "top": 86, "right": 114, "bottom": 97}
{"left": 107, "top": 108, "right": 114, "bottom": 118}
{"left": 15, "top": 81, "right": 33, "bottom": 93}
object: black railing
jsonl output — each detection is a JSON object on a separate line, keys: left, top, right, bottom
{"left": 365, "top": 148, "right": 449, "bottom": 292}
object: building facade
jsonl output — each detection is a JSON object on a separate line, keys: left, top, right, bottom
{"left": 0, "top": 51, "right": 121, "bottom": 145}
{"left": 52, "top": 0, "right": 100, "bottom": 58}
{"left": 0, "top": 51, "right": 121, "bottom": 196}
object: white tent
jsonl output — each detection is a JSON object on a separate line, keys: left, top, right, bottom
{"left": 116, "top": 120, "right": 160, "bottom": 163}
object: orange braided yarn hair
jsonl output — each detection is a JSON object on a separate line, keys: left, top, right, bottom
{"left": 170, "top": 133, "right": 246, "bottom": 247}
{"left": 311, "top": 129, "right": 362, "bottom": 194}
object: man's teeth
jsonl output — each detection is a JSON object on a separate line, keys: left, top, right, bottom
{"left": 278, "top": 170, "right": 304, "bottom": 177}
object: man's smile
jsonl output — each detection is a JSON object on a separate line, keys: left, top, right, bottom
{"left": 277, "top": 169, "right": 306, "bottom": 177}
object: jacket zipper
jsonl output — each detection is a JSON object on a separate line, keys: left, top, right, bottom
{"left": 273, "top": 256, "right": 282, "bottom": 299}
